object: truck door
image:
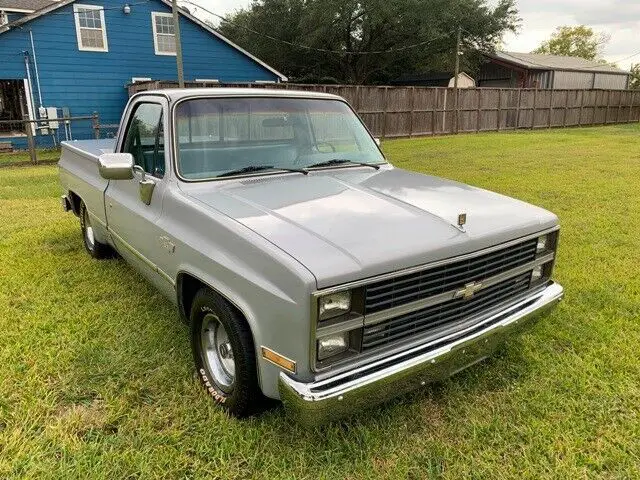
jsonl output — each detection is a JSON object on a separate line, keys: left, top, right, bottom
{"left": 104, "top": 98, "right": 174, "bottom": 297}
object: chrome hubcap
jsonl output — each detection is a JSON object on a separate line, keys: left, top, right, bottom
{"left": 201, "top": 313, "right": 235, "bottom": 390}
{"left": 83, "top": 209, "right": 95, "bottom": 249}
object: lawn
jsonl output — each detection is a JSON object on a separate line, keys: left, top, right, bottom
{"left": 0, "top": 148, "right": 60, "bottom": 167}
{"left": 1, "top": 124, "right": 639, "bottom": 479}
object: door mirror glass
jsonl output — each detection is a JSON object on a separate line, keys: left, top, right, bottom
{"left": 98, "top": 153, "right": 134, "bottom": 180}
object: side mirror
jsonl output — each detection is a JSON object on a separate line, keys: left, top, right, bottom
{"left": 98, "top": 153, "right": 134, "bottom": 180}
{"left": 374, "top": 138, "right": 381, "bottom": 147}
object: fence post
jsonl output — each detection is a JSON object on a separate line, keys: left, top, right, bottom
{"left": 617, "top": 90, "right": 624, "bottom": 123}
{"left": 409, "top": 86, "right": 415, "bottom": 137}
{"left": 531, "top": 88, "right": 537, "bottom": 129}
{"left": 604, "top": 90, "right": 610, "bottom": 124}
{"left": 629, "top": 91, "right": 635, "bottom": 123}
{"left": 92, "top": 112, "right": 100, "bottom": 139}
{"left": 578, "top": 90, "right": 585, "bottom": 126}
{"left": 24, "top": 114, "right": 37, "bottom": 165}
{"left": 548, "top": 90, "right": 553, "bottom": 128}
{"left": 477, "top": 89, "right": 482, "bottom": 133}
{"left": 496, "top": 89, "right": 502, "bottom": 131}
{"left": 515, "top": 89, "right": 522, "bottom": 130}
{"left": 382, "top": 86, "right": 389, "bottom": 139}
{"left": 562, "top": 90, "right": 569, "bottom": 127}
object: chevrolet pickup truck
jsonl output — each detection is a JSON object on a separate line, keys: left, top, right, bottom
{"left": 59, "top": 89, "right": 563, "bottom": 426}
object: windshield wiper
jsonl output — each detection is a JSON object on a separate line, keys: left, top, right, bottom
{"left": 306, "top": 159, "right": 381, "bottom": 170}
{"left": 217, "top": 165, "right": 309, "bottom": 178}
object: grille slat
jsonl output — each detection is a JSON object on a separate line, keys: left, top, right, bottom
{"left": 360, "top": 238, "right": 539, "bottom": 352}
{"left": 362, "top": 273, "right": 531, "bottom": 350}
{"left": 365, "top": 252, "right": 535, "bottom": 307}
{"left": 365, "top": 239, "right": 537, "bottom": 314}
{"left": 366, "top": 243, "right": 535, "bottom": 296}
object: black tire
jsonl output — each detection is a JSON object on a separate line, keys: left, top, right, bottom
{"left": 79, "top": 201, "right": 113, "bottom": 259}
{"left": 190, "top": 288, "right": 263, "bottom": 417}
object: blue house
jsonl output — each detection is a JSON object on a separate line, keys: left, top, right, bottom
{"left": 0, "top": 0, "right": 286, "bottom": 147}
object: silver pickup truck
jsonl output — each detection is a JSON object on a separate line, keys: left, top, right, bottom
{"left": 59, "top": 88, "right": 563, "bottom": 426}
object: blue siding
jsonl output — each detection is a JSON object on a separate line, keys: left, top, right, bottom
{"left": 0, "top": 0, "right": 280, "bottom": 146}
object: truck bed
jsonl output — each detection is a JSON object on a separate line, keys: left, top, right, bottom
{"left": 61, "top": 139, "right": 116, "bottom": 160}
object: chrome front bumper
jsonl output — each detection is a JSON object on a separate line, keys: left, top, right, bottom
{"left": 279, "top": 282, "right": 564, "bottom": 427}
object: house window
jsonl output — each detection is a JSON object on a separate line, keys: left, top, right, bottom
{"left": 152, "top": 12, "right": 176, "bottom": 56}
{"left": 73, "top": 4, "right": 108, "bottom": 52}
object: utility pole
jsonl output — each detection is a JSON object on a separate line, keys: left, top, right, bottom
{"left": 172, "top": 0, "right": 185, "bottom": 88}
{"left": 453, "top": 26, "right": 462, "bottom": 134}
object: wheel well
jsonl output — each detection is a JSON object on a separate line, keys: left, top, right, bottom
{"left": 177, "top": 273, "right": 249, "bottom": 329}
{"left": 68, "top": 191, "right": 82, "bottom": 216}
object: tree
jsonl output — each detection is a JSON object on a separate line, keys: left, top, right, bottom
{"left": 630, "top": 64, "right": 640, "bottom": 89}
{"left": 533, "top": 26, "right": 609, "bottom": 61}
{"left": 217, "top": 0, "right": 519, "bottom": 84}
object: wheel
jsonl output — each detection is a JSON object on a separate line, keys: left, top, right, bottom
{"left": 191, "top": 288, "right": 262, "bottom": 417}
{"left": 79, "top": 201, "right": 113, "bottom": 259}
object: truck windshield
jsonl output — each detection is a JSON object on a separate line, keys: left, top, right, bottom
{"left": 174, "top": 97, "right": 386, "bottom": 180}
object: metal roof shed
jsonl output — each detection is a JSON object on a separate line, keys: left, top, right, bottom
{"left": 479, "top": 52, "right": 631, "bottom": 90}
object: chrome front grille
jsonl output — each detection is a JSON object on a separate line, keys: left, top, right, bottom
{"left": 364, "top": 238, "right": 538, "bottom": 315}
{"left": 362, "top": 272, "right": 532, "bottom": 351}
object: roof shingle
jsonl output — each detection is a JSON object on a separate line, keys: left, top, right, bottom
{"left": 0, "top": 0, "right": 57, "bottom": 12}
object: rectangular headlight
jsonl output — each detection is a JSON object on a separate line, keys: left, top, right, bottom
{"left": 317, "top": 332, "right": 349, "bottom": 360}
{"left": 318, "top": 291, "right": 351, "bottom": 321}
{"left": 536, "top": 234, "right": 549, "bottom": 254}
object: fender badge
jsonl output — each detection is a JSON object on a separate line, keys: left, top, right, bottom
{"left": 457, "top": 213, "right": 467, "bottom": 229}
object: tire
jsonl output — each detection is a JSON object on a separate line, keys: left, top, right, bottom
{"left": 79, "top": 201, "right": 113, "bottom": 259}
{"left": 191, "top": 287, "right": 262, "bottom": 417}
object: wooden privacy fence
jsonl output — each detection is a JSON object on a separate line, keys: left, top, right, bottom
{"left": 129, "top": 81, "right": 640, "bottom": 138}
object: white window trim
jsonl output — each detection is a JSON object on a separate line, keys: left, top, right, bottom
{"left": 73, "top": 4, "right": 109, "bottom": 53}
{"left": 151, "top": 12, "right": 177, "bottom": 56}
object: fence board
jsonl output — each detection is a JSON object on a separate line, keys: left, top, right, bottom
{"left": 129, "top": 82, "right": 640, "bottom": 137}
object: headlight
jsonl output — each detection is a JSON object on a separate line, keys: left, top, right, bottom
{"left": 317, "top": 333, "right": 349, "bottom": 360}
{"left": 318, "top": 291, "right": 351, "bottom": 321}
{"left": 536, "top": 235, "right": 549, "bottom": 254}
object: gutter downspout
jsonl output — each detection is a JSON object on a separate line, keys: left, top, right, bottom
{"left": 29, "top": 29, "right": 43, "bottom": 107}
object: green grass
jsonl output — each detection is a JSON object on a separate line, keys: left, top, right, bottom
{"left": 0, "top": 148, "right": 61, "bottom": 168}
{"left": 1, "top": 124, "right": 640, "bottom": 478}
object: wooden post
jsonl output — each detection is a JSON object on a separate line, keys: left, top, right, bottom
{"left": 515, "top": 89, "right": 522, "bottom": 130}
{"left": 604, "top": 90, "right": 611, "bottom": 124}
{"left": 578, "top": 90, "right": 585, "bottom": 126}
{"left": 562, "top": 90, "right": 569, "bottom": 127}
{"left": 477, "top": 89, "right": 482, "bottom": 133}
{"left": 531, "top": 88, "right": 537, "bottom": 129}
{"left": 453, "top": 26, "right": 462, "bottom": 134}
{"left": 171, "top": 0, "right": 185, "bottom": 88}
{"left": 548, "top": 90, "right": 553, "bottom": 129}
{"left": 617, "top": 90, "right": 624, "bottom": 123}
{"left": 24, "top": 115, "right": 37, "bottom": 164}
{"left": 496, "top": 89, "right": 502, "bottom": 131}
{"left": 409, "top": 87, "right": 415, "bottom": 137}
{"left": 92, "top": 112, "right": 100, "bottom": 139}
{"left": 629, "top": 91, "right": 635, "bottom": 123}
{"left": 381, "top": 86, "right": 389, "bottom": 139}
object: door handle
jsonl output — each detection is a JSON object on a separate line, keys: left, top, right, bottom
{"left": 133, "top": 165, "right": 156, "bottom": 205}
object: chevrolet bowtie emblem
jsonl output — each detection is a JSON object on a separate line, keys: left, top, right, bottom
{"left": 455, "top": 281, "right": 483, "bottom": 300}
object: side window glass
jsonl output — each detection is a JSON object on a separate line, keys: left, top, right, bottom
{"left": 122, "top": 103, "right": 165, "bottom": 177}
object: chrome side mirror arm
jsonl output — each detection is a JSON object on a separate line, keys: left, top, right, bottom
{"left": 132, "top": 165, "right": 155, "bottom": 205}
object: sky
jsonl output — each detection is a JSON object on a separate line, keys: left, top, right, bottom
{"left": 181, "top": 0, "right": 640, "bottom": 70}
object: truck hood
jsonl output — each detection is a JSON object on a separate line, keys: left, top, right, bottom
{"left": 183, "top": 167, "right": 558, "bottom": 288}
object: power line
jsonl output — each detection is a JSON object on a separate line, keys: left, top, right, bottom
{"left": 181, "top": 0, "right": 455, "bottom": 56}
